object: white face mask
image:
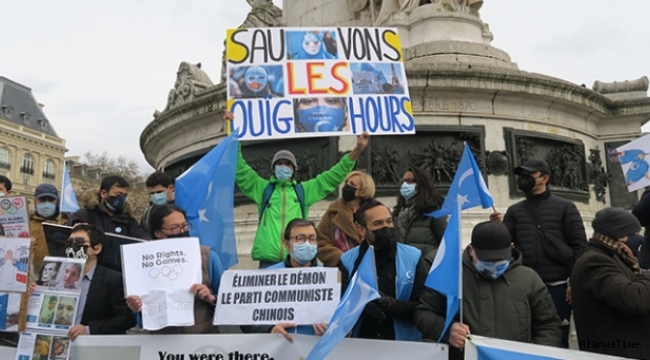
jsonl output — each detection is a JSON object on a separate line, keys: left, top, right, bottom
{"left": 0, "top": 192, "right": 5, "bottom": 197}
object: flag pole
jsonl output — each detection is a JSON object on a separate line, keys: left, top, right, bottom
{"left": 456, "top": 195, "right": 463, "bottom": 326}
{"left": 58, "top": 166, "right": 64, "bottom": 224}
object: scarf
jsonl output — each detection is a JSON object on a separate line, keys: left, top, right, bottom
{"left": 396, "top": 200, "right": 417, "bottom": 240}
{"left": 592, "top": 233, "right": 642, "bottom": 275}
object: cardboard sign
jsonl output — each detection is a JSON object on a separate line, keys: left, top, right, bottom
{"left": 0, "top": 196, "right": 30, "bottom": 238}
{"left": 226, "top": 27, "right": 414, "bottom": 140}
{"left": 214, "top": 267, "right": 340, "bottom": 325}
{"left": 617, "top": 134, "right": 650, "bottom": 192}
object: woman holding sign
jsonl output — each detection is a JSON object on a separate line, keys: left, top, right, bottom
{"left": 126, "top": 204, "right": 224, "bottom": 334}
{"left": 243, "top": 218, "right": 328, "bottom": 343}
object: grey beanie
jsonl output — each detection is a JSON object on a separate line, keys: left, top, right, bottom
{"left": 271, "top": 150, "right": 297, "bottom": 169}
{"left": 592, "top": 207, "right": 641, "bottom": 239}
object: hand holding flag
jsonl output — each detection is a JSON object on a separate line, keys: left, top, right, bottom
{"left": 305, "top": 247, "right": 380, "bottom": 360}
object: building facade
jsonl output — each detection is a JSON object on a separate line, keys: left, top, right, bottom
{"left": 0, "top": 77, "right": 66, "bottom": 197}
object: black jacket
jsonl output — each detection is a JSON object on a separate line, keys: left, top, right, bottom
{"left": 338, "top": 242, "right": 428, "bottom": 340}
{"left": 571, "top": 240, "right": 650, "bottom": 359}
{"left": 632, "top": 190, "right": 650, "bottom": 269}
{"left": 503, "top": 189, "right": 587, "bottom": 282}
{"left": 80, "top": 264, "right": 137, "bottom": 335}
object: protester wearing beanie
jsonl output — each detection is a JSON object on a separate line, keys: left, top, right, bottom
{"left": 224, "top": 110, "right": 369, "bottom": 268}
{"left": 571, "top": 207, "right": 650, "bottom": 359}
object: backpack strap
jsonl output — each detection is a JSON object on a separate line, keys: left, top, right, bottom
{"left": 259, "top": 182, "right": 307, "bottom": 220}
{"left": 294, "top": 183, "right": 306, "bottom": 219}
{"left": 259, "top": 183, "right": 276, "bottom": 220}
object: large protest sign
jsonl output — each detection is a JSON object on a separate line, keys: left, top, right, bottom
{"left": 214, "top": 267, "right": 340, "bottom": 325}
{"left": 121, "top": 238, "right": 202, "bottom": 330}
{"left": 0, "top": 196, "right": 30, "bottom": 238}
{"left": 226, "top": 27, "right": 414, "bottom": 140}
{"left": 617, "top": 134, "right": 650, "bottom": 192}
{"left": 62, "top": 333, "right": 448, "bottom": 360}
{"left": 0, "top": 237, "right": 29, "bottom": 292}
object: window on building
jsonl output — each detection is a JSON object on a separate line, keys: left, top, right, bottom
{"left": 21, "top": 154, "right": 34, "bottom": 175}
{"left": 0, "top": 148, "right": 10, "bottom": 170}
{"left": 43, "top": 159, "right": 55, "bottom": 180}
{"left": 21, "top": 112, "right": 31, "bottom": 124}
{"left": 38, "top": 119, "right": 48, "bottom": 130}
{"left": 1, "top": 105, "right": 12, "bottom": 119}
{"left": 23, "top": 177, "right": 29, "bottom": 186}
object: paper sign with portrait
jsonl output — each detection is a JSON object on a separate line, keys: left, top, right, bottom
{"left": 226, "top": 27, "right": 414, "bottom": 140}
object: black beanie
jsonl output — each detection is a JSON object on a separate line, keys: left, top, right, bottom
{"left": 592, "top": 207, "right": 641, "bottom": 239}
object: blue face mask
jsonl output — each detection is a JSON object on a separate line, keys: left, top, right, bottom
{"left": 36, "top": 202, "right": 57, "bottom": 218}
{"left": 400, "top": 182, "right": 417, "bottom": 200}
{"left": 275, "top": 165, "right": 293, "bottom": 181}
{"left": 475, "top": 259, "right": 510, "bottom": 280}
{"left": 298, "top": 106, "right": 344, "bottom": 132}
{"left": 150, "top": 192, "right": 168, "bottom": 206}
{"left": 291, "top": 243, "right": 317, "bottom": 264}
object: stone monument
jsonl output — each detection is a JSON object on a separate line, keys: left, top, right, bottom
{"left": 141, "top": 0, "right": 650, "bottom": 268}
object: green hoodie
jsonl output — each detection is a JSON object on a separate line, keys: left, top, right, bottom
{"left": 236, "top": 146, "right": 356, "bottom": 262}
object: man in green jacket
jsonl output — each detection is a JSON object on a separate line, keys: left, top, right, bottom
{"left": 224, "top": 111, "right": 369, "bottom": 268}
{"left": 414, "top": 221, "right": 561, "bottom": 360}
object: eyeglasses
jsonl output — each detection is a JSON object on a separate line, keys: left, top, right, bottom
{"left": 161, "top": 223, "right": 192, "bottom": 234}
{"left": 66, "top": 237, "right": 89, "bottom": 246}
{"left": 291, "top": 235, "right": 317, "bottom": 244}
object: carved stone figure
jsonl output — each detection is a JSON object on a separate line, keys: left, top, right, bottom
{"left": 298, "top": 151, "right": 320, "bottom": 180}
{"left": 220, "top": 0, "right": 283, "bottom": 83}
{"left": 371, "top": 146, "right": 401, "bottom": 185}
{"left": 364, "top": 0, "right": 485, "bottom": 25}
{"left": 164, "top": 62, "right": 214, "bottom": 112}
{"left": 587, "top": 147, "right": 610, "bottom": 203}
{"left": 515, "top": 136, "right": 536, "bottom": 165}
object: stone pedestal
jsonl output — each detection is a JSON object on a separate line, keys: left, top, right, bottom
{"left": 140, "top": 0, "right": 650, "bottom": 268}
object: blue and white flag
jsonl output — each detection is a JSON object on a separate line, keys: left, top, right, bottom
{"left": 60, "top": 165, "right": 79, "bottom": 212}
{"left": 429, "top": 142, "right": 493, "bottom": 218}
{"left": 175, "top": 132, "right": 239, "bottom": 269}
{"left": 306, "top": 247, "right": 380, "bottom": 360}
{"left": 425, "top": 198, "right": 462, "bottom": 344}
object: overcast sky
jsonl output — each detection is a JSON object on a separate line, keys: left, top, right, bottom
{"left": 2, "top": 0, "right": 649, "bottom": 173}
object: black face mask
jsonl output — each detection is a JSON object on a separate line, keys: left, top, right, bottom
{"left": 167, "top": 231, "right": 190, "bottom": 239}
{"left": 342, "top": 184, "right": 357, "bottom": 202}
{"left": 105, "top": 195, "right": 126, "bottom": 212}
{"left": 517, "top": 175, "right": 536, "bottom": 194}
{"left": 65, "top": 244, "right": 89, "bottom": 260}
{"left": 370, "top": 226, "right": 397, "bottom": 254}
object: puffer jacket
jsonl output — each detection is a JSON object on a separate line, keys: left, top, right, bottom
{"left": 66, "top": 189, "right": 150, "bottom": 240}
{"left": 236, "top": 146, "right": 355, "bottom": 263}
{"left": 503, "top": 189, "right": 587, "bottom": 282}
{"left": 415, "top": 248, "right": 562, "bottom": 360}
{"left": 395, "top": 212, "right": 447, "bottom": 267}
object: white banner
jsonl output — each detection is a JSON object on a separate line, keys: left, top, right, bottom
{"left": 0, "top": 237, "right": 29, "bottom": 292}
{"left": 15, "top": 332, "right": 71, "bottom": 360}
{"left": 214, "top": 267, "right": 340, "bottom": 325}
{"left": 466, "top": 335, "right": 630, "bottom": 360}
{"left": 121, "top": 237, "right": 202, "bottom": 330}
{"left": 59, "top": 334, "right": 448, "bottom": 360}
